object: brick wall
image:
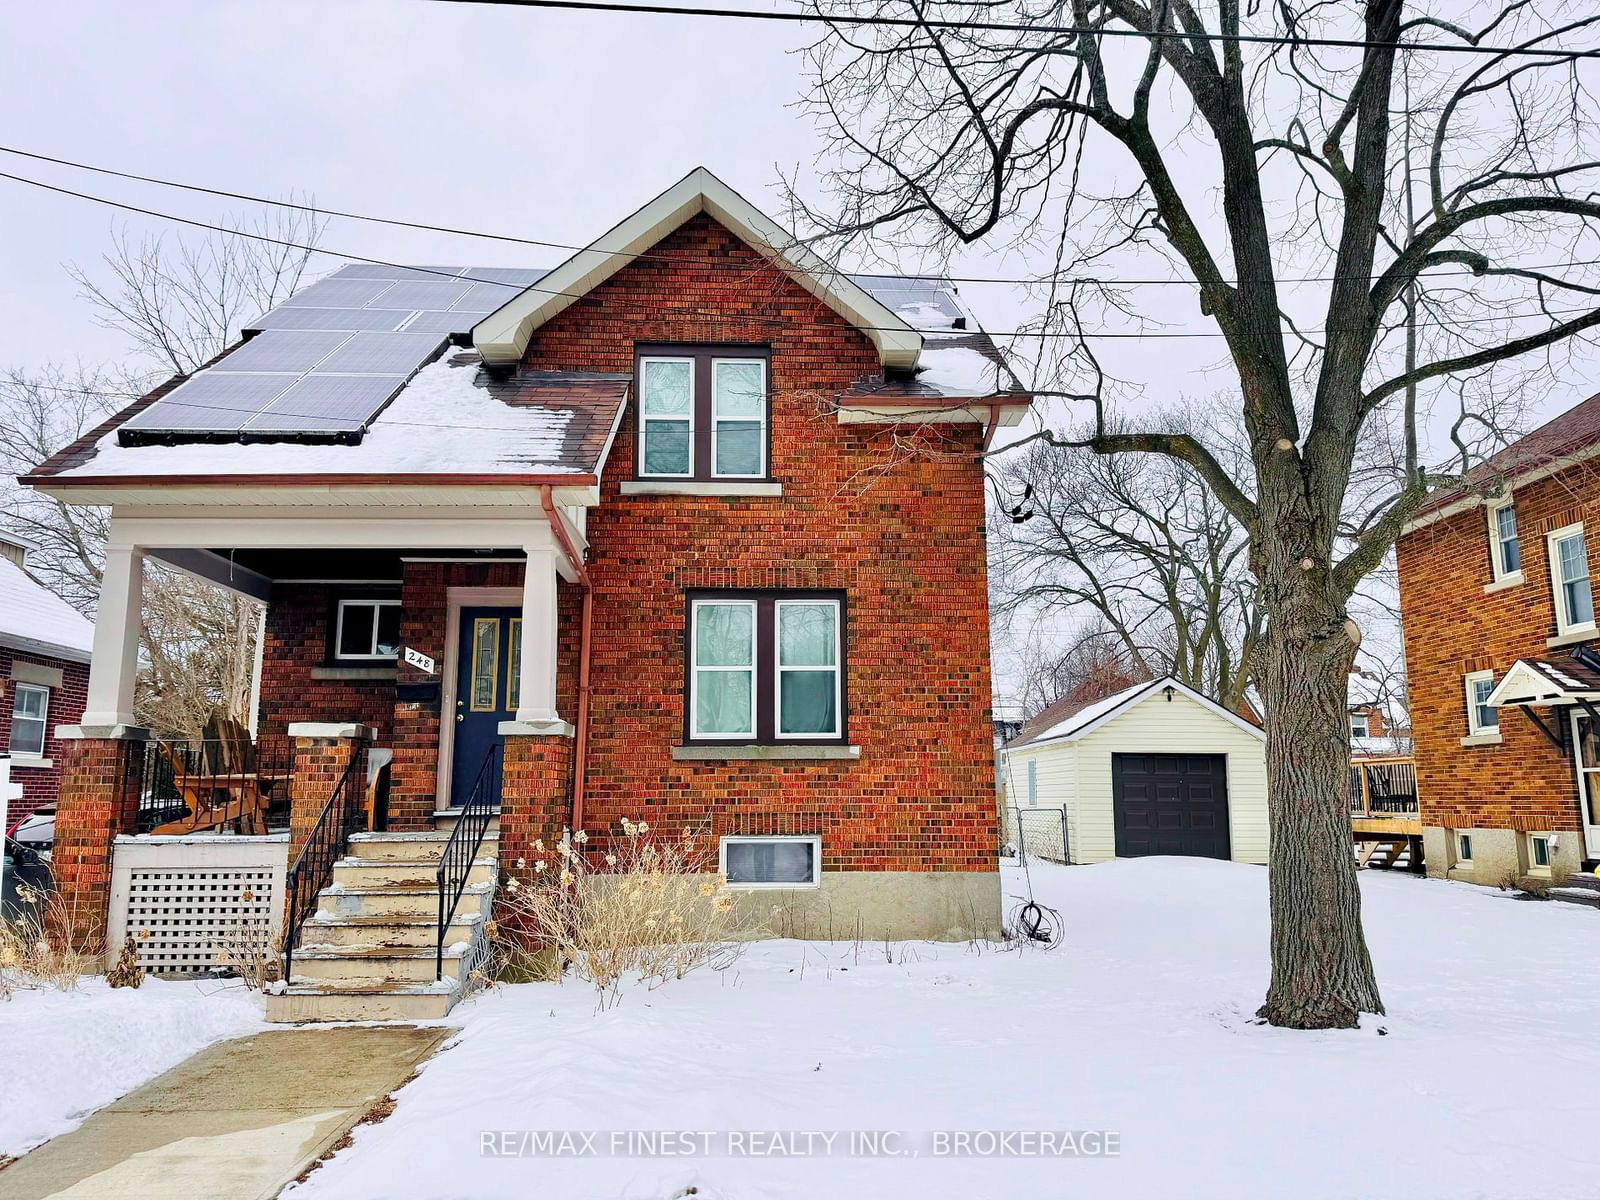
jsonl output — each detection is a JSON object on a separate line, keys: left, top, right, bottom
{"left": 0, "top": 644, "right": 89, "bottom": 822}
{"left": 1397, "top": 459, "right": 1600, "bottom": 834}
{"left": 257, "top": 583, "right": 396, "bottom": 744}
{"left": 530, "top": 214, "right": 996, "bottom": 872}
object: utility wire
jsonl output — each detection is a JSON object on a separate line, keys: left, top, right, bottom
{"left": 415, "top": 0, "right": 1600, "bottom": 60}
{"left": 7, "top": 143, "right": 1600, "bottom": 289}
{"left": 3, "top": 162, "right": 1597, "bottom": 345}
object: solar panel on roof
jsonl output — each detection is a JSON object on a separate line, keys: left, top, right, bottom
{"left": 247, "top": 306, "right": 411, "bottom": 333}
{"left": 248, "top": 374, "right": 404, "bottom": 433}
{"left": 368, "top": 281, "right": 473, "bottom": 310}
{"left": 314, "top": 331, "right": 447, "bottom": 374}
{"left": 280, "top": 276, "right": 397, "bottom": 309}
{"left": 452, "top": 281, "right": 527, "bottom": 311}
{"left": 209, "top": 330, "right": 353, "bottom": 373}
{"left": 122, "top": 373, "right": 297, "bottom": 433}
{"left": 329, "top": 264, "right": 466, "bottom": 281}
{"left": 399, "top": 310, "right": 480, "bottom": 335}
{"left": 462, "top": 267, "right": 548, "bottom": 285}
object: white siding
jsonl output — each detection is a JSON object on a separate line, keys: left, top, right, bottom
{"left": 1005, "top": 690, "right": 1268, "bottom": 865}
{"left": 999, "top": 740, "right": 1078, "bottom": 854}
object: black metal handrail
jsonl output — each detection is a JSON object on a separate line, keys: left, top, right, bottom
{"left": 282, "top": 747, "right": 368, "bottom": 984}
{"left": 437, "top": 742, "right": 502, "bottom": 980}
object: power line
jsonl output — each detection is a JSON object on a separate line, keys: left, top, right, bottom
{"left": 7, "top": 143, "right": 1600, "bottom": 294}
{"left": 416, "top": 0, "right": 1600, "bottom": 60}
{"left": 1, "top": 163, "right": 1594, "bottom": 345}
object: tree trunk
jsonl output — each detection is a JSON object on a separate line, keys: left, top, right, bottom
{"left": 1256, "top": 572, "right": 1384, "bottom": 1028}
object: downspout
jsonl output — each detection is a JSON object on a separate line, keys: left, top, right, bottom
{"left": 982, "top": 402, "right": 1004, "bottom": 451}
{"left": 540, "top": 486, "right": 594, "bottom": 835}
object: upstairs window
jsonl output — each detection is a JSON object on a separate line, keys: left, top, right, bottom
{"left": 335, "top": 597, "right": 402, "bottom": 662}
{"left": 1464, "top": 670, "right": 1498, "bottom": 735}
{"left": 8, "top": 682, "right": 48, "bottom": 757}
{"left": 1349, "top": 713, "right": 1370, "bottom": 739}
{"left": 687, "top": 592, "right": 844, "bottom": 743}
{"left": 637, "top": 346, "right": 769, "bottom": 481}
{"left": 1548, "top": 523, "right": 1595, "bottom": 637}
{"left": 1488, "top": 497, "right": 1521, "bottom": 581}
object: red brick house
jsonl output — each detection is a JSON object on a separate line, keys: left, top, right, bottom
{"left": 25, "top": 169, "right": 1029, "bottom": 1016}
{"left": 0, "top": 529, "right": 92, "bottom": 826}
{"left": 1397, "top": 392, "right": 1600, "bottom": 886}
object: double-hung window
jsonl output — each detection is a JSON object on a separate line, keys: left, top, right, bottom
{"left": 334, "top": 597, "right": 402, "bottom": 661}
{"left": 1487, "top": 497, "right": 1521, "bottom": 582}
{"left": 688, "top": 592, "right": 844, "bottom": 743}
{"left": 1464, "top": 670, "right": 1498, "bottom": 736}
{"left": 8, "top": 682, "right": 48, "bottom": 757}
{"left": 1548, "top": 522, "right": 1595, "bottom": 637}
{"left": 637, "top": 345, "right": 769, "bottom": 481}
{"left": 1349, "top": 713, "right": 1370, "bottom": 739}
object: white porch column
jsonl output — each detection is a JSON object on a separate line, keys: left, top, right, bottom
{"left": 80, "top": 539, "right": 145, "bottom": 729}
{"left": 512, "top": 545, "right": 564, "bottom": 728}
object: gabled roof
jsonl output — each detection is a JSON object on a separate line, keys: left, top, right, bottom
{"left": 1485, "top": 654, "right": 1600, "bottom": 708}
{"left": 0, "top": 556, "right": 94, "bottom": 663}
{"left": 472, "top": 167, "right": 923, "bottom": 372}
{"left": 1007, "top": 676, "right": 1265, "bottom": 750}
{"left": 1407, "top": 390, "right": 1600, "bottom": 528}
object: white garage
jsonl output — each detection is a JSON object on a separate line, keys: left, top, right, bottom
{"left": 1002, "top": 676, "right": 1269, "bottom": 865}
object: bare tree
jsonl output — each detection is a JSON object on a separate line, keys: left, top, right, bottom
{"left": 1004, "top": 616, "right": 1143, "bottom": 716}
{"left": 992, "top": 420, "right": 1263, "bottom": 711}
{"left": 3, "top": 208, "right": 321, "bottom": 736}
{"left": 794, "top": 1, "right": 1600, "bottom": 1027}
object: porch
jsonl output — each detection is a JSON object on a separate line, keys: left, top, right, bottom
{"left": 48, "top": 493, "right": 595, "bottom": 1017}
{"left": 1349, "top": 757, "right": 1423, "bottom": 870}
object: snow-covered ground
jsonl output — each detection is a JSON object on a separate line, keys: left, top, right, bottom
{"left": 0, "top": 976, "right": 264, "bottom": 1156}
{"left": 286, "top": 857, "right": 1598, "bottom": 1199}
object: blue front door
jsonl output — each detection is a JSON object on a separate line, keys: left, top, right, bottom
{"left": 451, "top": 606, "right": 520, "bottom": 806}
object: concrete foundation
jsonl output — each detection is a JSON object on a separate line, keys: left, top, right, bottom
{"left": 732, "top": 870, "right": 1003, "bottom": 942}
{"left": 1423, "top": 825, "right": 1585, "bottom": 888}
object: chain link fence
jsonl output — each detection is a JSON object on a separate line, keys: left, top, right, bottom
{"left": 1001, "top": 805, "right": 1070, "bottom": 864}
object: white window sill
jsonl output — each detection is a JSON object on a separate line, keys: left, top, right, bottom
{"left": 620, "top": 481, "right": 783, "bottom": 497}
{"left": 1547, "top": 626, "right": 1597, "bottom": 648}
{"left": 5, "top": 755, "right": 52, "bottom": 770}
{"left": 1460, "top": 731, "right": 1503, "bottom": 747}
{"left": 725, "top": 880, "right": 823, "bottom": 891}
{"left": 1483, "top": 571, "right": 1525, "bottom": 594}
{"left": 1527, "top": 865, "right": 1553, "bottom": 878}
{"left": 310, "top": 665, "right": 399, "bottom": 681}
{"left": 672, "top": 744, "right": 860, "bottom": 761}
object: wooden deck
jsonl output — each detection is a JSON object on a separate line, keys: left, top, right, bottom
{"left": 1351, "top": 815, "right": 1423, "bottom": 837}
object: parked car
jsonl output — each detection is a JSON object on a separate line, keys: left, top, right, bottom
{"left": 8, "top": 804, "right": 54, "bottom": 856}
{"left": 3, "top": 834, "right": 51, "bottom": 922}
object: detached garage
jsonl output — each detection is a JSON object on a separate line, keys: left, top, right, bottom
{"left": 1002, "top": 676, "right": 1269, "bottom": 865}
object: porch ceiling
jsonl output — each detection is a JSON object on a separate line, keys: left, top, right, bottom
{"left": 195, "top": 548, "right": 526, "bottom": 584}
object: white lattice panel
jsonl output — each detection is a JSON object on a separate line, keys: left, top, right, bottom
{"left": 108, "top": 835, "right": 289, "bottom": 977}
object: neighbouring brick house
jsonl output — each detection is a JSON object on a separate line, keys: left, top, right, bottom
{"left": 0, "top": 529, "right": 93, "bottom": 826}
{"left": 25, "top": 169, "right": 1030, "bottom": 1016}
{"left": 1398, "top": 391, "right": 1600, "bottom": 886}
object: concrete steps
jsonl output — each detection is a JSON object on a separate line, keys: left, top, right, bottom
{"left": 266, "top": 821, "right": 499, "bottom": 1023}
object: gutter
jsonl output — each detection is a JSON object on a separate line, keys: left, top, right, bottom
{"left": 540, "top": 486, "right": 594, "bottom": 836}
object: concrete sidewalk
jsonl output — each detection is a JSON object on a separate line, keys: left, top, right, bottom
{"left": 0, "top": 1025, "right": 450, "bottom": 1199}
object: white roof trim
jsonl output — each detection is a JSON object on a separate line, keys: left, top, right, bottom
{"left": 1015, "top": 675, "right": 1265, "bottom": 749}
{"left": 1485, "top": 658, "right": 1600, "bottom": 708}
{"left": 472, "top": 167, "right": 923, "bottom": 371}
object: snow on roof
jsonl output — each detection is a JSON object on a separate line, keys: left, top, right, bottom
{"left": 1009, "top": 676, "right": 1265, "bottom": 750}
{"left": 915, "top": 342, "right": 1003, "bottom": 396}
{"left": 1020, "top": 678, "right": 1157, "bottom": 745}
{"left": 51, "top": 351, "right": 588, "bottom": 480}
{"left": 0, "top": 557, "right": 94, "bottom": 661}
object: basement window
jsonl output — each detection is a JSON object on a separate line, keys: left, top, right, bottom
{"left": 1456, "top": 832, "right": 1473, "bottom": 866}
{"left": 1529, "top": 833, "right": 1552, "bottom": 873}
{"left": 334, "top": 598, "right": 402, "bottom": 662}
{"left": 721, "top": 835, "right": 821, "bottom": 889}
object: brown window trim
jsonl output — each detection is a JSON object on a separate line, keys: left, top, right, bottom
{"left": 635, "top": 343, "right": 773, "bottom": 482}
{"left": 683, "top": 589, "right": 848, "bottom": 746}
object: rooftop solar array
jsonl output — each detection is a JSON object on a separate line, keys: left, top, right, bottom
{"left": 849, "top": 274, "right": 969, "bottom": 331}
{"left": 118, "top": 264, "right": 547, "bottom": 444}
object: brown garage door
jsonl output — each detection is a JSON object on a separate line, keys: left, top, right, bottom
{"left": 1111, "top": 753, "right": 1231, "bottom": 859}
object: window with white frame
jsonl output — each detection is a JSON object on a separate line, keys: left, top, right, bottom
{"left": 721, "top": 835, "right": 821, "bottom": 888}
{"left": 1349, "top": 712, "right": 1370, "bottom": 738}
{"left": 1487, "top": 496, "right": 1521, "bottom": 581}
{"left": 1548, "top": 522, "right": 1596, "bottom": 636}
{"left": 1456, "top": 832, "right": 1473, "bottom": 865}
{"left": 8, "top": 682, "right": 48, "bottom": 757}
{"left": 1529, "top": 833, "right": 1552, "bottom": 871}
{"left": 688, "top": 593, "right": 844, "bottom": 743}
{"left": 636, "top": 346, "right": 770, "bottom": 481}
{"left": 334, "top": 598, "right": 402, "bottom": 661}
{"left": 638, "top": 356, "right": 694, "bottom": 477}
{"left": 1464, "top": 670, "right": 1498, "bottom": 735}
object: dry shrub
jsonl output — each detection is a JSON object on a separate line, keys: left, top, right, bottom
{"left": 106, "top": 936, "right": 144, "bottom": 989}
{"left": 490, "top": 818, "right": 746, "bottom": 1008}
{"left": 1496, "top": 870, "right": 1553, "bottom": 899}
{"left": 0, "top": 883, "right": 98, "bottom": 997}
{"left": 210, "top": 915, "right": 282, "bottom": 991}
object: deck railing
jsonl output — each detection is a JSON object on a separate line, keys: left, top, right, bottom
{"left": 1349, "top": 757, "right": 1419, "bottom": 819}
{"left": 121, "top": 735, "right": 296, "bottom": 836}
